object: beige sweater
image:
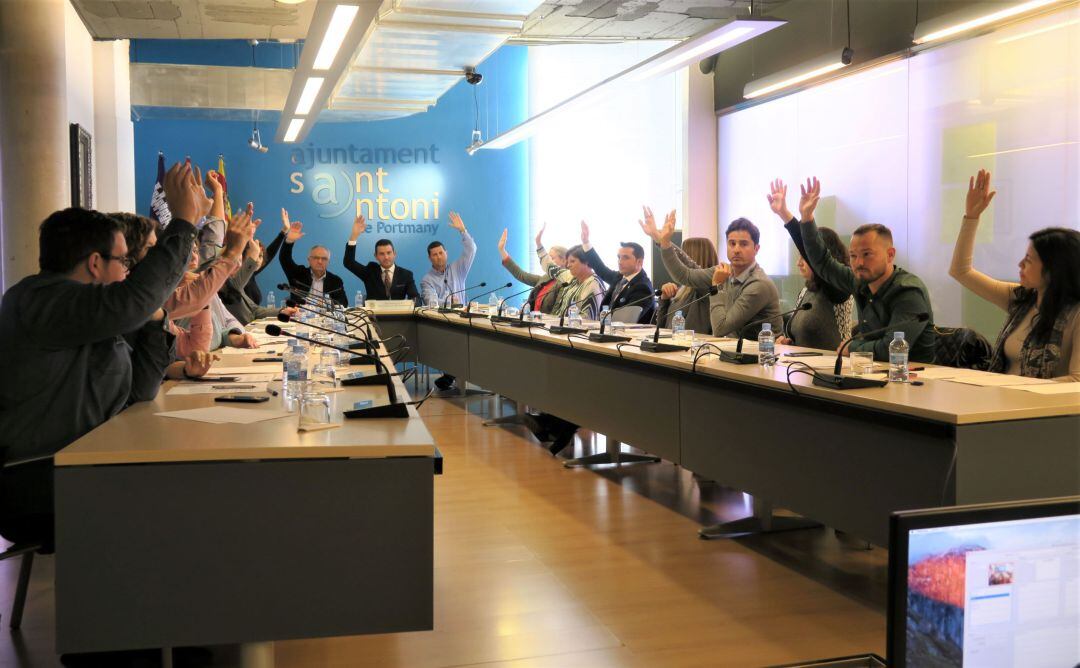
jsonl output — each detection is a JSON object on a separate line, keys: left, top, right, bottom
{"left": 949, "top": 216, "right": 1080, "bottom": 381}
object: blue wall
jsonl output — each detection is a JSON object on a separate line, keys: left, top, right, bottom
{"left": 134, "top": 46, "right": 529, "bottom": 306}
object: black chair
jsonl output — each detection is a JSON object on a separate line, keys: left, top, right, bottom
{"left": 0, "top": 451, "right": 50, "bottom": 630}
{"left": 933, "top": 325, "right": 992, "bottom": 370}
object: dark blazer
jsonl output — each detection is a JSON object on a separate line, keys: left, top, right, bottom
{"left": 244, "top": 230, "right": 285, "bottom": 306}
{"left": 343, "top": 243, "right": 419, "bottom": 301}
{"left": 583, "top": 247, "right": 655, "bottom": 323}
{"left": 280, "top": 241, "right": 348, "bottom": 307}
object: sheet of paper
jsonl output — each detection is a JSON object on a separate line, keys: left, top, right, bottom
{"left": 208, "top": 366, "right": 282, "bottom": 375}
{"left": 155, "top": 407, "right": 293, "bottom": 424}
{"left": 779, "top": 356, "right": 846, "bottom": 370}
{"left": 945, "top": 372, "right": 1056, "bottom": 387}
{"left": 167, "top": 382, "right": 269, "bottom": 396}
{"left": 1002, "top": 382, "right": 1080, "bottom": 395}
{"left": 181, "top": 373, "right": 277, "bottom": 383}
{"left": 910, "top": 367, "right": 979, "bottom": 380}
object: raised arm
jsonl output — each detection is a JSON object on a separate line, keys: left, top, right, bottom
{"left": 279, "top": 212, "right": 304, "bottom": 278}
{"left": 343, "top": 214, "right": 372, "bottom": 280}
{"left": 580, "top": 221, "right": 621, "bottom": 285}
{"left": 255, "top": 230, "right": 285, "bottom": 275}
{"left": 948, "top": 169, "right": 1013, "bottom": 311}
{"left": 448, "top": 212, "right": 476, "bottom": 275}
{"left": 798, "top": 178, "right": 857, "bottom": 297}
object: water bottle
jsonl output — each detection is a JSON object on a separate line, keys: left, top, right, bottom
{"left": 758, "top": 322, "right": 776, "bottom": 369}
{"left": 354, "top": 290, "right": 364, "bottom": 308}
{"left": 599, "top": 306, "right": 611, "bottom": 331}
{"left": 267, "top": 291, "right": 276, "bottom": 309}
{"left": 568, "top": 304, "right": 581, "bottom": 328}
{"left": 889, "top": 331, "right": 909, "bottom": 382}
{"left": 671, "top": 310, "right": 686, "bottom": 341}
{"left": 283, "top": 344, "right": 305, "bottom": 403}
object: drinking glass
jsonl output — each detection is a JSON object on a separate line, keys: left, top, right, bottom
{"left": 851, "top": 351, "right": 875, "bottom": 375}
{"left": 299, "top": 391, "right": 331, "bottom": 426}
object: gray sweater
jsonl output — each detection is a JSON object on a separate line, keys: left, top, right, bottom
{"left": 784, "top": 287, "right": 855, "bottom": 351}
{"left": 709, "top": 263, "right": 782, "bottom": 338}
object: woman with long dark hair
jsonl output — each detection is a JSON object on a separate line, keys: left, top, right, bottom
{"left": 950, "top": 170, "right": 1080, "bottom": 380}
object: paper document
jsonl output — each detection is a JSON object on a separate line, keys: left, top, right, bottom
{"left": 779, "top": 356, "right": 847, "bottom": 370}
{"left": 910, "top": 367, "right": 976, "bottom": 380}
{"left": 1001, "top": 382, "right": 1080, "bottom": 395}
{"left": 208, "top": 366, "right": 282, "bottom": 375}
{"left": 946, "top": 372, "right": 1056, "bottom": 387}
{"left": 167, "top": 382, "right": 269, "bottom": 396}
{"left": 155, "top": 407, "right": 293, "bottom": 424}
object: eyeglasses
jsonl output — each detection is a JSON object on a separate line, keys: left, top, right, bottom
{"left": 100, "top": 254, "right": 134, "bottom": 270}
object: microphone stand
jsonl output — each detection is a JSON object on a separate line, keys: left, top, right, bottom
{"left": 457, "top": 283, "right": 513, "bottom": 319}
{"left": 284, "top": 300, "right": 381, "bottom": 351}
{"left": 439, "top": 281, "right": 486, "bottom": 314}
{"left": 720, "top": 304, "right": 813, "bottom": 364}
{"left": 640, "top": 286, "right": 719, "bottom": 352}
{"left": 264, "top": 326, "right": 409, "bottom": 418}
{"left": 490, "top": 285, "right": 535, "bottom": 323}
{"left": 277, "top": 314, "right": 388, "bottom": 370}
{"left": 811, "top": 314, "right": 929, "bottom": 390}
{"left": 588, "top": 290, "right": 661, "bottom": 343}
{"left": 549, "top": 292, "right": 598, "bottom": 335}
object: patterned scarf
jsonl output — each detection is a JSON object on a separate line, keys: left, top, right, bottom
{"left": 988, "top": 287, "right": 1076, "bottom": 378}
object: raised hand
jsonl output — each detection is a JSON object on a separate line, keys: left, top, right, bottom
{"left": 712, "top": 262, "right": 732, "bottom": 286}
{"left": 535, "top": 222, "right": 546, "bottom": 248}
{"left": 767, "top": 179, "right": 792, "bottom": 220}
{"left": 965, "top": 169, "right": 996, "bottom": 219}
{"left": 350, "top": 214, "right": 367, "bottom": 241}
{"left": 163, "top": 161, "right": 204, "bottom": 224}
{"left": 497, "top": 228, "right": 509, "bottom": 260}
{"left": 659, "top": 210, "right": 676, "bottom": 247}
{"left": 190, "top": 165, "right": 214, "bottom": 220}
{"left": 638, "top": 206, "right": 660, "bottom": 241}
{"left": 205, "top": 169, "right": 224, "bottom": 195}
{"left": 286, "top": 220, "right": 304, "bottom": 243}
{"left": 660, "top": 282, "right": 678, "bottom": 300}
{"left": 580, "top": 220, "right": 590, "bottom": 246}
{"left": 223, "top": 206, "right": 255, "bottom": 258}
{"left": 280, "top": 208, "right": 292, "bottom": 235}
{"left": 798, "top": 177, "right": 821, "bottom": 221}
{"left": 183, "top": 350, "right": 217, "bottom": 378}
{"left": 448, "top": 211, "right": 466, "bottom": 232}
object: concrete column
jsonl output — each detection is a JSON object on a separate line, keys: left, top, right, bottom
{"left": 0, "top": 0, "right": 70, "bottom": 290}
{"left": 93, "top": 40, "right": 136, "bottom": 214}
{"left": 680, "top": 64, "right": 718, "bottom": 244}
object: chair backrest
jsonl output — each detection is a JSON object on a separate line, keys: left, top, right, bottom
{"left": 933, "top": 326, "right": 993, "bottom": 370}
{"left": 610, "top": 305, "right": 643, "bottom": 323}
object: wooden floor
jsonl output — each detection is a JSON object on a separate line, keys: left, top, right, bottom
{"left": 0, "top": 391, "right": 888, "bottom": 667}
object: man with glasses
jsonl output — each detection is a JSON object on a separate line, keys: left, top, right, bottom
{"left": 0, "top": 162, "right": 204, "bottom": 551}
{"left": 280, "top": 210, "right": 348, "bottom": 307}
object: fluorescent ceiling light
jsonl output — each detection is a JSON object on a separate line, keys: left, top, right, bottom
{"left": 743, "top": 47, "right": 853, "bottom": 100}
{"left": 913, "top": 0, "right": 1066, "bottom": 44}
{"left": 314, "top": 5, "right": 360, "bottom": 70}
{"left": 479, "top": 18, "right": 784, "bottom": 151}
{"left": 283, "top": 118, "right": 305, "bottom": 143}
{"left": 295, "top": 77, "right": 325, "bottom": 115}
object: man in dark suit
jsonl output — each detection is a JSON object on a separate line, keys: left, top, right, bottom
{"left": 342, "top": 215, "right": 419, "bottom": 301}
{"left": 279, "top": 212, "right": 348, "bottom": 307}
{"left": 579, "top": 222, "right": 656, "bottom": 323}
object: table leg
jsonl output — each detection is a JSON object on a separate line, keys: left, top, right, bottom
{"left": 698, "top": 497, "right": 823, "bottom": 540}
{"left": 563, "top": 437, "right": 660, "bottom": 468}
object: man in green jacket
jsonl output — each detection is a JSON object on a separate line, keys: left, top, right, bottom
{"left": 798, "top": 177, "right": 936, "bottom": 362}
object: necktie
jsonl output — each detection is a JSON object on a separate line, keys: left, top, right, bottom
{"left": 612, "top": 277, "right": 628, "bottom": 304}
{"left": 383, "top": 269, "right": 392, "bottom": 298}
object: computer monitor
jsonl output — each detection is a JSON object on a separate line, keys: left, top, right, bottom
{"left": 887, "top": 497, "right": 1079, "bottom": 668}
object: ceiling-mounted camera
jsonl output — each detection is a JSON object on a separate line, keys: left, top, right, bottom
{"left": 464, "top": 68, "right": 483, "bottom": 85}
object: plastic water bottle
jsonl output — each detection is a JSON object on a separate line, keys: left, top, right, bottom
{"left": 568, "top": 304, "right": 581, "bottom": 328}
{"left": 671, "top": 310, "right": 686, "bottom": 341}
{"left": 267, "top": 291, "right": 276, "bottom": 309}
{"left": 283, "top": 344, "right": 304, "bottom": 403}
{"left": 599, "top": 306, "right": 611, "bottom": 331}
{"left": 758, "top": 322, "right": 776, "bottom": 369}
{"left": 889, "top": 331, "right": 909, "bottom": 382}
{"left": 354, "top": 290, "right": 364, "bottom": 308}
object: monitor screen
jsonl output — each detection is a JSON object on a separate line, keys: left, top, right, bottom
{"left": 888, "top": 498, "right": 1080, "bottom": 668}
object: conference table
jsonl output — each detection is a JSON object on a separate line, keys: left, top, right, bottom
{"left": 374, "top": 305, "right": 1079, "bottom": 547}
{"left": 53, "top": 330, "right": 437, "bottom": 663}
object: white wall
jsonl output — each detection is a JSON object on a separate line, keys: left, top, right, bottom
{"left": 717, "top": 5, "right": 1080, "bottom": 334}
{"left": 63, "top": 1, "right": 134, "bottom": 212}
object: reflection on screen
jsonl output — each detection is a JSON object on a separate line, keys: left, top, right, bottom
{"left": 905, "top": 515, "right": 1079, "bottom": 667}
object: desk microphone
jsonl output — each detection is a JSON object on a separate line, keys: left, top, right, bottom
{"left": 812, "top": 313, "right": 929, "bottom": 390}
{"left": 277, "top": 313, "right": 387, "bottom": 361}
{"left": 720, "top": 303, "right": 812, "bottom": 364}
{"left": 440, "top": 281, "right": 486, "bottom": 313}
{"left": 457, "top": 282, "right": 513, "bottom": 319}
{"left": 491, "top": 285, "right": 535, "bottom": 321}
{"left": 284, "top": 299, "right": 379, "bottom": 349}
{"left": 549, "top": 292, "right": 600, "bottom": 335}
{"left": 640, "top": 285, "right": 719, "bottom": 352}
{"left": 277, "top": 282, "right": 340, "bottom": 312}
{"left": 279, "top": 280, "right": 348, "bottom": 307}
{"left": 589, "top": 289, "right": 661, "bottom": 343}
{"left": 265, "top": 325, "right": 409, "bottom": 418}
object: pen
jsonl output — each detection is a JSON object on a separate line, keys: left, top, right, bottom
{"left": 213, "top": 384, "right": 256, "bottom": 389}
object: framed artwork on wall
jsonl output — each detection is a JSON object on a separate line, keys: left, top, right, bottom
{"left": 69, "top": 123, "right": 93, "bottom": 209}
